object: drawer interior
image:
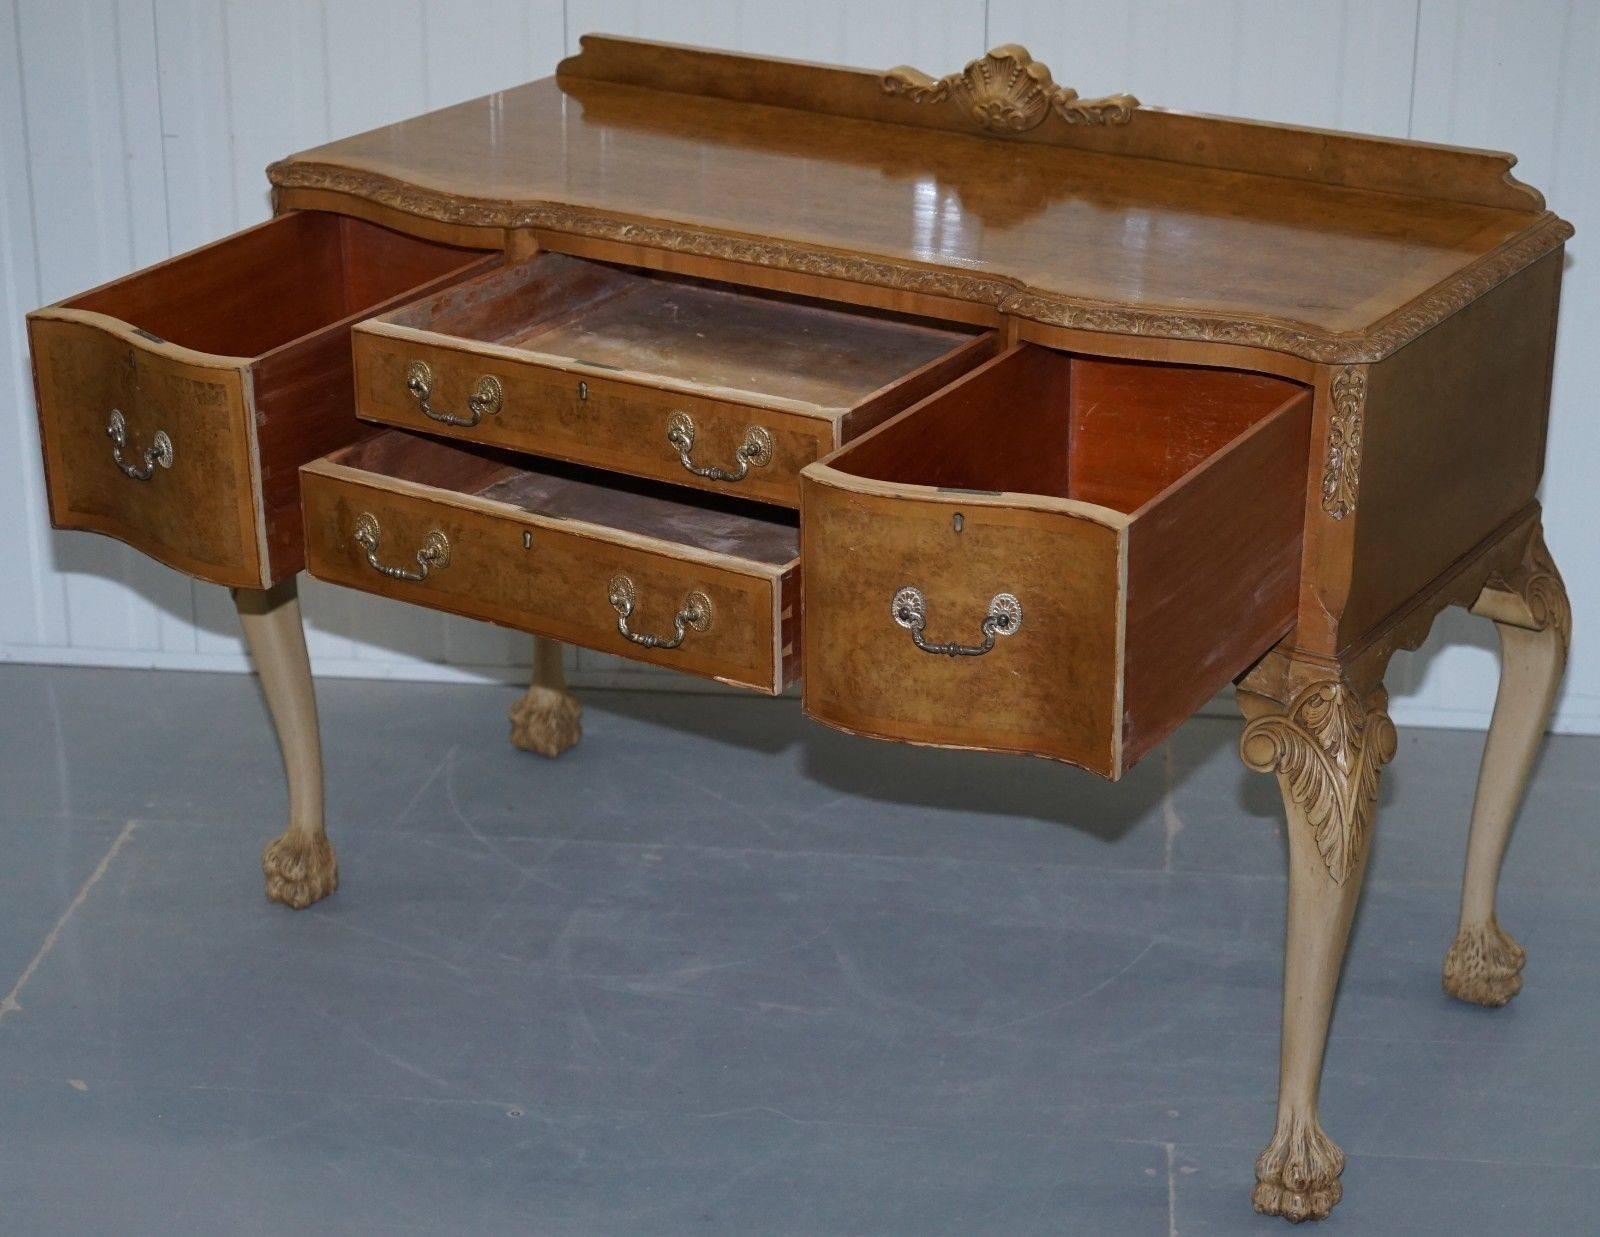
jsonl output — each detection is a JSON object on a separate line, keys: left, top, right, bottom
{"left": 66, "top": 212, "right": 487, "bottom": 360}
{"left": 375, "top": 252, "right": 987, "bottom": 416}
{"left": 308, "top": 428, "right": 802, "bottom": 693}
{"left": 828, "top": 344, "right": 1309, "bottom": 514}
{"left": 333, "top": 431, "right": 800, "bottom": 564}
{"left": 802, "top": 342, "right": 1312, "bottom": 773}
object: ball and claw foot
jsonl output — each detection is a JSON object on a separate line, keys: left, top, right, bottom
{"left": 1253, "top": 1116, "right": 1345, "bottom": 1223}
{"left": 508, "top": 686, "right": 582, "bottom": 758}
{"left": 1443, "top": 916, "right": 1526, "bottom": 1007}
{"left": 262, "top": 831, "right": 339, "bottom": 910}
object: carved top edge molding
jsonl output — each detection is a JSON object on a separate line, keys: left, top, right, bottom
{"left": 881, "top": 45, "right": 1139, "bottom": 133}
{"left": 267, "top": 162, "right": 1572, "bottom": 365}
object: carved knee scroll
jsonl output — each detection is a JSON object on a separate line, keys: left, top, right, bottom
{"left": 1240, "top": 673, "right": 1397, "bottom": 885}
{"left": 1470, "top": 527, "right": 1571, "bottom": 647}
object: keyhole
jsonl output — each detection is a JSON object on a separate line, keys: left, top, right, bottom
{"left": 577, "top": 380, "right": 589, "bottom": 402}
{"left": 522, "top": 530, "right": 532, "bottom": 550}
{"left": 952, "top": 512, "right": 964, "bottom": 533}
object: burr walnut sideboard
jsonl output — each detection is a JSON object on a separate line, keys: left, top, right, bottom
{"left": 24, "top": 36, "right": 1575, "bottom": 1224}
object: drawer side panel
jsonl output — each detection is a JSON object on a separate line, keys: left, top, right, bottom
{"left": 1121, "top": 391, "right": 1312, "bottom": 771}
{"left": 252, "top": 251, "right": 499, "bottom": 582}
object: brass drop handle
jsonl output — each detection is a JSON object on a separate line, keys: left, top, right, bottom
{"left": 107, "top": 409, "right": 173, "bottom": 480}
{"left": 665, "top": 411, "right": 774, "bottom": 482}
{"left": 891, "top": 586, "right": 1022, "bottom": 657}
{"left": 353, "top": 512, "right": 450, "bottom": 582}
{"left": 405, "top": 360, "right": 503, "bottom": 427}
{"left": 608, "top": 575, "right": 712, "bottom": 650}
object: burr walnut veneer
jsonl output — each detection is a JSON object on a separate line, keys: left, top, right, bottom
{"left": 24, "top": 36, "right": 1575, "bottom": 1224}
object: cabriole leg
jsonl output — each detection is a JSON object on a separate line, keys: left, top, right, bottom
{"left": 233, "top": 577, "right": 338, "bottom": 909}
{"left": 508, "top": 635, "right": 582, "bottom": 757}
{"left": 1239, "top": 667, "right": 1397, "bottom": 1222}
{"left": 1444, "top": 530, "right": 1570, "bottom": 1006}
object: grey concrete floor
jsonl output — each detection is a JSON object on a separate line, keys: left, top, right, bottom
{"left": 1, "top": 663, "right": 1598, "bottom": 1235}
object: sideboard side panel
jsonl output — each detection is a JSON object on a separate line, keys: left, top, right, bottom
{"left": 1338, "top": 249, "right": 1564, "bottom": 647}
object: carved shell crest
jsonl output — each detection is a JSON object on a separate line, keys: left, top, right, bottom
{"left": 883, "top": 45, "right": 1138, "bottom": 134}
{"left": 958, "top": 45, "right": 1055, "bottom": 131}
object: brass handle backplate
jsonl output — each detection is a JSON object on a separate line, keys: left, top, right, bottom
{"left": 107, "top": 409, "right": 173, "bottom": 480}
{"left": 891, "top": 586, "right": 1022, "bottom": 657}
{"left": 353, "top": 512, "right": 450, "bottom": 582}
{"left": 405, "top": 360, "right": 502, "bottom": 427}
{"left": 608, "top": 575, "right": 712, "bottom": 650}
{"left": 665, "top": 411, "right": 774, "bottom": 482}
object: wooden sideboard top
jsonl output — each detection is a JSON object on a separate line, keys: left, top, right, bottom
{"left": 268, "top": 35, "right": 1571, "bottom": 365}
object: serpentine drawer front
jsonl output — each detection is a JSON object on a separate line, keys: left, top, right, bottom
{"left": 27, "top": 211, "right": 495, "bottom": 588}
{"left": 351, "top": 252, "right": 994, "bottom": 507}
{"left": 301, "top": 430, "right": 800, "bottom": 694}
{"left": 800, "top": 344, "right": 1313, "bottom": 778}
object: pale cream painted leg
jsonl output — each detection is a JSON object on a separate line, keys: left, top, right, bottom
{"left": 508, "top": 635, "right": 582, "bottom": 757}
{"left": 1239, "top": 670, "right": 1396, "bottom": 1222}
{"left": 1444, "top": 530, "right": 1570, "bottom": 1007}
{"left": 233, "top": 577, "right": 338, "bottom": 909}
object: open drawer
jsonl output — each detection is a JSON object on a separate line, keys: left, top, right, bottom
{"left": 800, "top": 345, "right": 1312, "bottom": 777}
{"left": 27, "top": 212, "right": 496, "bottom": 588}
{"left": 301, "top": 431, "right": 800, "bottom": 694}
{"left": 351, "top": 252, "right": 994, "bottom": 507}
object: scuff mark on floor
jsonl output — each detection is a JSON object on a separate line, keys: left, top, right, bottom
{"left": 0, "top": 819, "right": 138, "bottom": 1023}
{"left": 1162, "top": 743, "right": 1184, "bottom": 872}
{"left": 1167, "top": 1141, "right": 1179, "bottom": 1236}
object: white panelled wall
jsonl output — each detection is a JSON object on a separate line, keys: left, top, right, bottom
{"left": 2, "top": 1, "right": 1595, "bottom": 732}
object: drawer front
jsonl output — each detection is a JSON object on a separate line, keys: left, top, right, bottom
{"left": 800, "top": 476, "right": 1123, "bottom": 773}
{"left": 29, "top": 314, "right": 263, "bottom": 587}
{"left": 353, "top": 332, "right": 831, "bottom": 507}
{"left": 301, "top": 464, "right": 794, "bottom": 693}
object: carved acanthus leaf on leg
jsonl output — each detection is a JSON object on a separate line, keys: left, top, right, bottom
{"left": 1240, "top": 676, "right": 1398, "bottom": 885}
